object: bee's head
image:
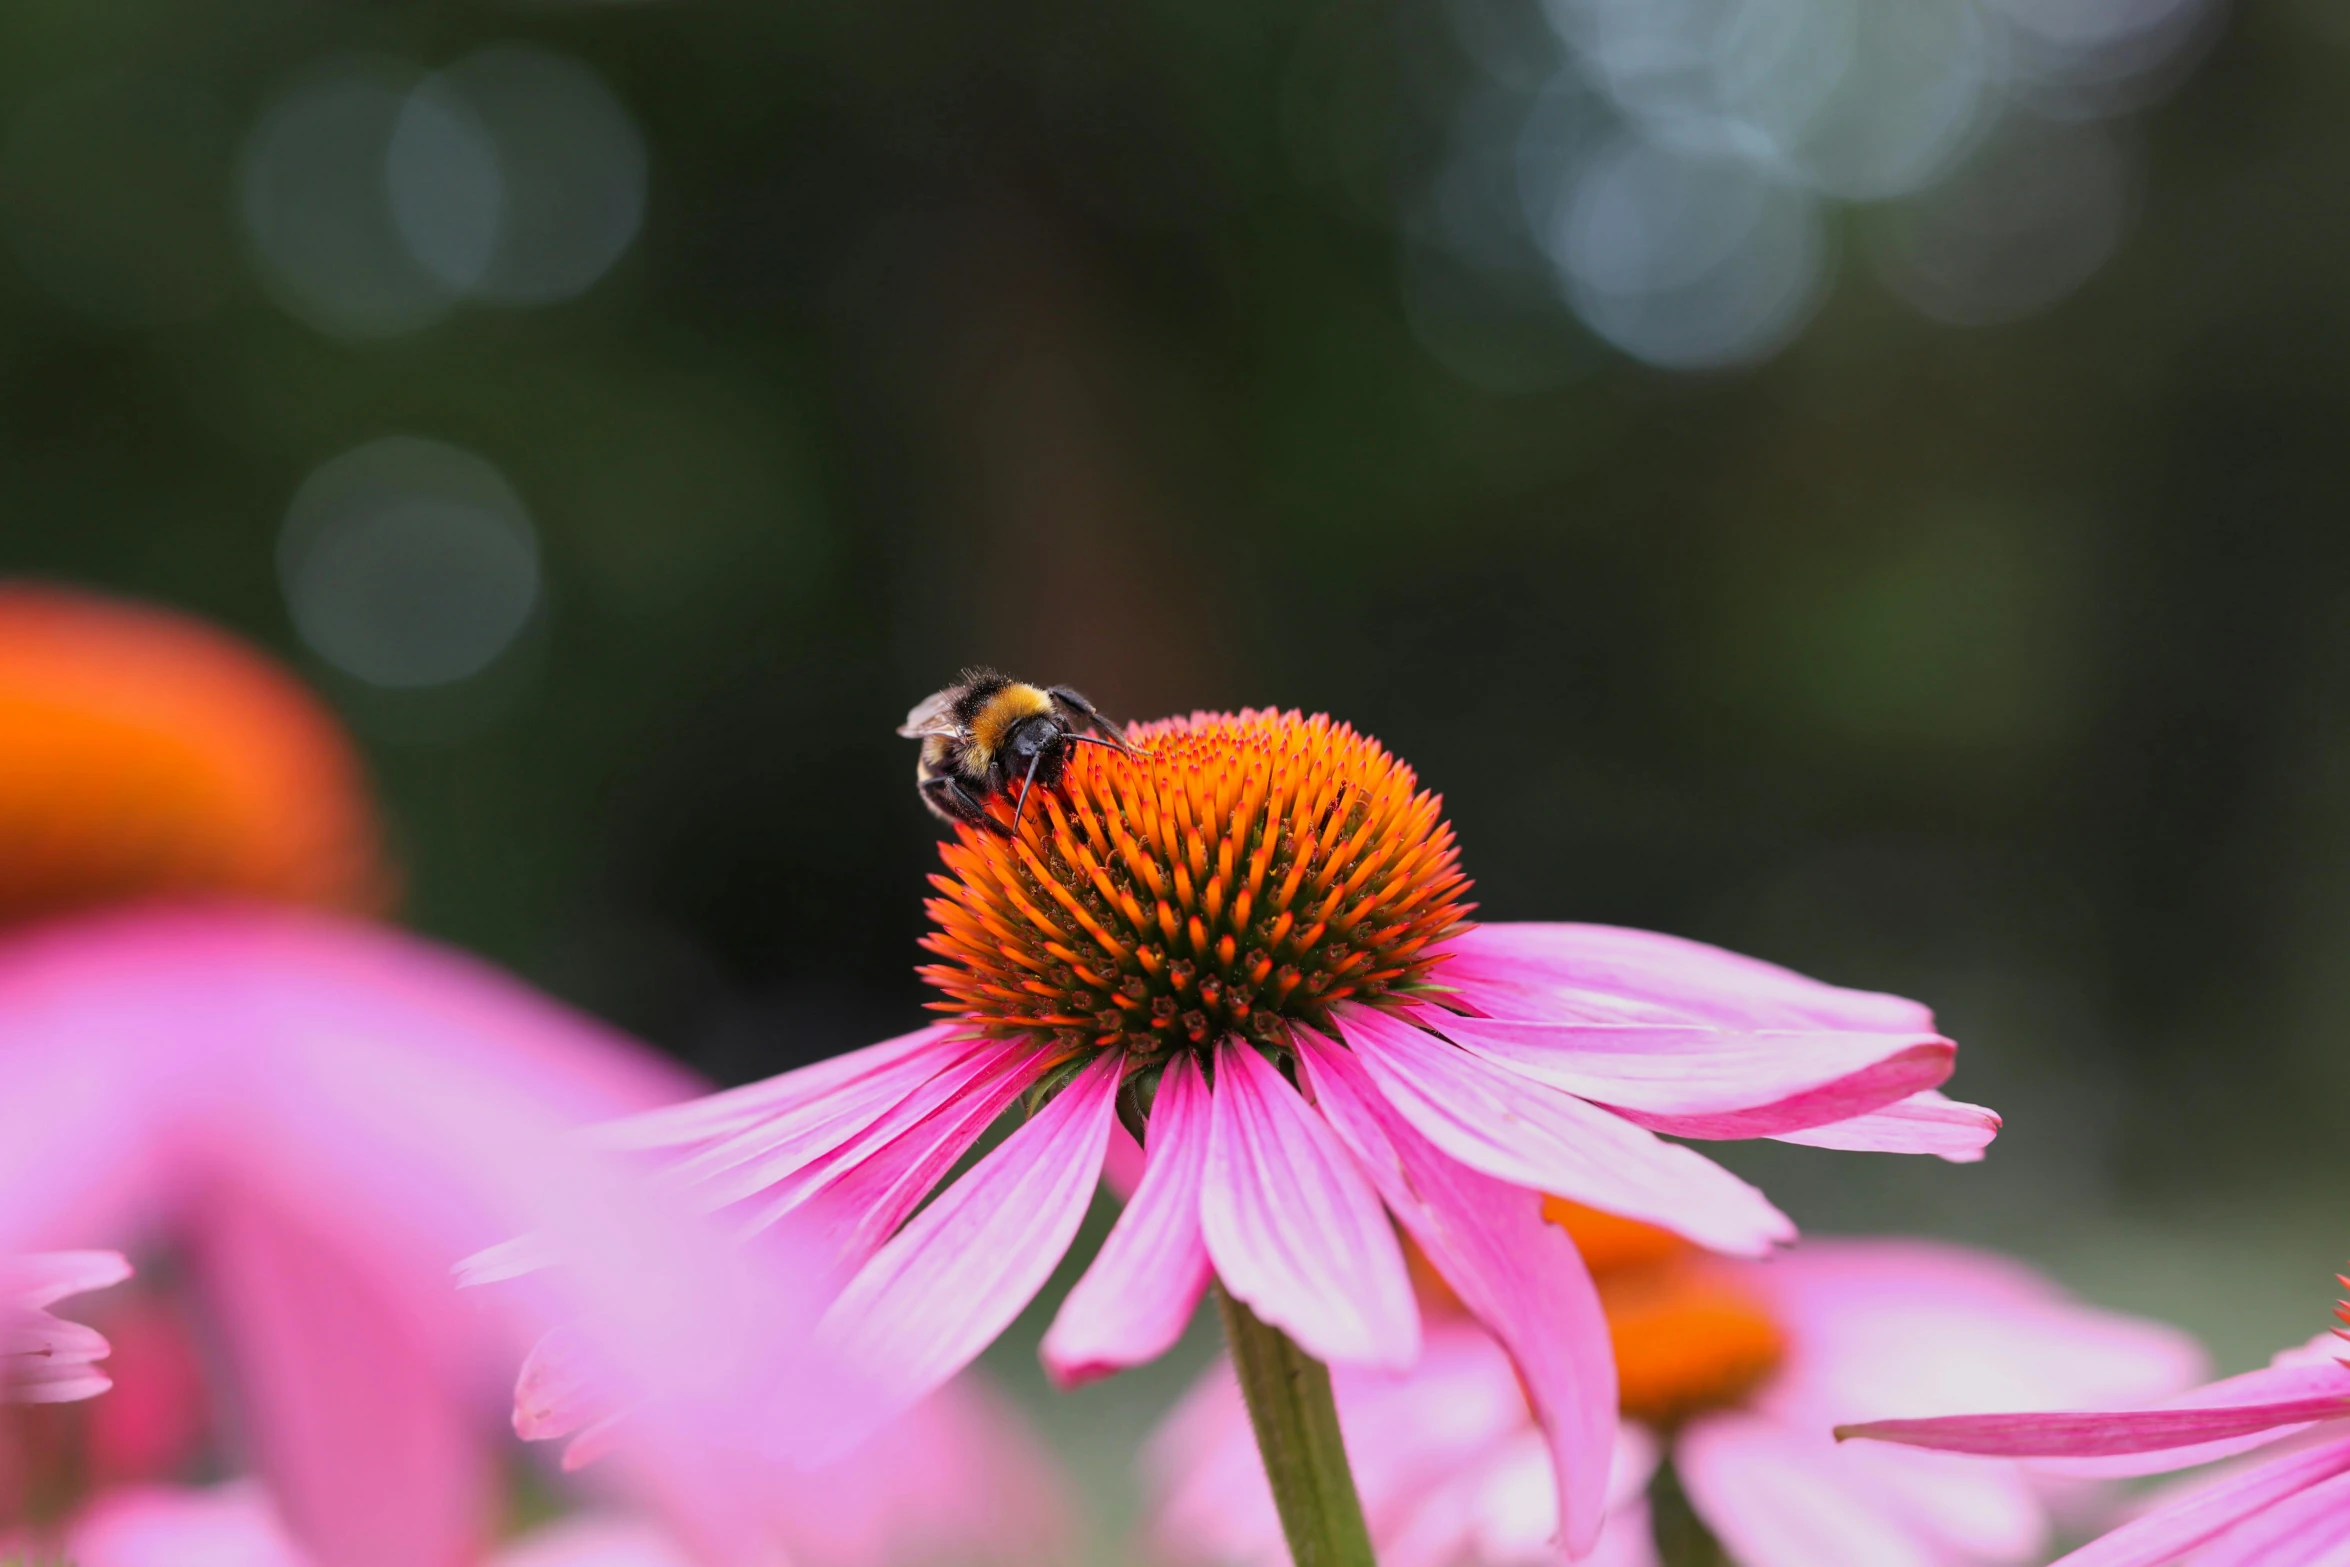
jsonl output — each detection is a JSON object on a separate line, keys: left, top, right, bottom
{"left": 1002, "top": 713, "right": 1065, "bottom": 768}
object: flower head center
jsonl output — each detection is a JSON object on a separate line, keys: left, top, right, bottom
{"left": 1546, "top": 1198, "right": 1787, "bottom": 1426}
{"left": 0, "top": 586, "right": 390, "bottom": 926}
{"left": 918, "top": 709, "right": 1475, "bottom": 1061}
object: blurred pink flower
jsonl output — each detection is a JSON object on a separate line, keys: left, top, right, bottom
{"left": 604, "top": 708, "right": 1997, "bottom": 1551}
{"left": 0, "top": 584, "right": 862, "bottom": 1565}
{"left": 1842, "top": 1311, "right": 2350, "bottom": 1566}
{"left": 1147, "top": 1236, "right": 2202, "bottom": 1567}
{"left": 64, "top": 1372, "right": 1073, "bottom": 1567}
{"left": 0, "top": 906, "right": 858, "bottom": 1567}
{"left": 1, "top": 1252, "right": 130, "bottom": 1404}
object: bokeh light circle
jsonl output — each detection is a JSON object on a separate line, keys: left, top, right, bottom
{"left": 239, "top": 59, "right": 457, "bottom": 338}
{"left": 396, "top": 48, "right": 648, "bottom": 306}
{"left": 279, "top": 438, "right": 543, "bottom": 689}
{"left": 1553, "top": 134, "right": 1830, "bottom": 369}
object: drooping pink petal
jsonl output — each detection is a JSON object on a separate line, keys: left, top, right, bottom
{"left": 739, "top": 1035, "right": 1049, "bottom": 1259}
{"left": 2, "top": 1249, "right": 131, "bottom": 1403}
{"left": 1145, "top": 1355, "right": 1283, "bottom": 1567}
{"left": 1837, "top": 1396, "right": 2350, "bottom": 1459}
{"left": 1677, "top": 1412, "right": 1942, "bottom": 1567}
{"left": 1043, "top": 1053, "right": 1214, "bottom": 1387}
{"left": 1199, "top": 1038, "right": 1418, "bottom": 1370}
{"left": 6, "top": 1327, "right": 117, "bottom": 1403}
{"left": 1819, "top": 1435, "right": 2049, "bottom": 1564}
{"left": 1145, "top": 1325, "right": 1566, "bottom": 1567}
{"left": 589, "top": 1023, "right": 962, "bottom": 1151}
{"left": 752, "top": 1374, "right": 1078, "bottom": 1567}
{"left": 1767, "top": 1090, "right": 2001, "bottom": 1161}
{"left": 2049, "top": 1434, "right": 2350, "bottom": 1567}
{"left": 2177, "top": 1461, "right": 2350, "bottom": 1567}
{"left": 655, "top": 1028, "right": 1000, "bottom": 1213}
{"left": 1333, "top": 1002, "right": 1792, "bottom": 1257}
{"left": 197, "top": 1194, "right": 488, "bottom": 1567}
{"left": 1428, "top": 1011, "right": 1952, "bottom": 1140}
{"left": 513, "top": 1324, "right": 602, "bottom": 1446}
{"left": 3, "top": 1249, "right": 132, "bottom": 1307}
{"left": 1294, "top": 1026, "right": 1617, "bottom": 1555}
{"left": 1438, "top": 923, "right": 1936, "bottom": 1033}
{"left": 813, "top": 1053, "right": 1122, "bottom": 1452}
{"left": 1459, "top": 1425, "right": 1660, "bottom": 1567}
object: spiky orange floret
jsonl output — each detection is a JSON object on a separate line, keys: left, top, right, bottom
{"left": 918, "top": 708, "right": 1475, "bottom": 1057}
{"left": 0, "top": 584, "right": 391, "bottom": 925}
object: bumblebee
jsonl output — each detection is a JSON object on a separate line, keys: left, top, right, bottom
{"left": 898, "top": 669, "right": 1135, "bottom": 832}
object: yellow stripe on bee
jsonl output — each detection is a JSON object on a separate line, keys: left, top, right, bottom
{"left": 968, "top": 683, "right": 1054, "bottom": 764}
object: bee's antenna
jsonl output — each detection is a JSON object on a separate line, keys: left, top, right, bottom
{"left": 1013, "top": 750, "right": 1046, "bottom": 832}
{"left": 1064, "top": 734, "right": 1133, "bottom": 755}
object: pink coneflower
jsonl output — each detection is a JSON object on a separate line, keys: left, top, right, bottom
{"left": 57, "top": 1372, "right": 1073, "bottom": 1567}
{"left": 1840, "top": 1281, "right": 2350, "bottom": 1566}
{"left": 1, "top": 1253, "right": 130, "bottom": 1405}
{"left": 0, "top": 584, "right": 845, "bottom": 1567}
{"left": 1147, "top": 1208, "right": 2203, "bottom": 1566}
{"left": 606, "top": 706, "right": 1997, "bottom": 1556}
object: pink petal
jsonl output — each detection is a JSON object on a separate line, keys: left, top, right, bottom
{"left": 1767, "top": 1090, "right": 2001, "bottom": 1161}
{"left": 559, "top": 1414, "right": 629, "bottom": 1474}
{"left": 3, "top": 1250, "right": 130, "bottom": 1403}
{"left": 1678, "top": 1412, "right": 1941, "bottom": 1567}
{"left": 1145, "top": 1360, "right": 1285, "bottom": 1567}
{"left": 2051, "top": 1434, "right": 2350, "bottom": 1567}
{"left": 814, "top": 1053, "right": 1122, "bottom": 1453}
{"left": 1428, "top": 1011, "right": 1952, "bottom": 1139}
{"left": 654, "top": 1029, "right": 997, "bottom": 1212}
{"left": 1824, "top": 1435, "right": 2049, "bottom": 1563}
{"left": 752, "top": 1374, "right": 1077, "bottom": 1567}
{"left": 1838, "top": 1396, "right": 2350, "bottom": 1459}
{"left": 1756, "top": 1241, "right": 2208, "bottom": 1469}
{"left": 198, "top": 1194, "right": 489, "bottom": 1567}
{"left": 1043, "top": 1053, "right": 1214, "bottom": 1388}
{"left": 1334, "top": 1003, "right": 1793, "bottom": 1257}
{"left": 514, "top": 1324, "right": 600, "bottom": 1443}
{"left": 1439, "top": 923, "right": 1936, "bottom": 1032}
{"left": 494, "top": 1516, "right": 698, "bottom": 1567}
{"left": 68, "top": 1483, "right": 308, "bottom": 1567}
{"left": 1294, "top": 1027, "right": 1617, "bottom": 1555}
{"left": 2020, "top": 1347, "right": 2350, "bottom": 1480}
{"left": 1102, "top": 1122, "right": 1147, "bottom": 1201}
{"left": 1199, "top": 1038, "right": 1419, "bottom": 1370}
{"left": 741, "top": 1036, "right": 1049, "bottom": 1260}
{"left": 2177, "top": 1460, "right": 2350, "bottom": 1567}
{"left": 3, "top": 1249, "right": 132, "bottom": 1308}
{"left": 591, "top": 1023, "right": 961, "bottom": 1151}
{"left": 0, "top": 908, "right": 852, "bottom": 1567}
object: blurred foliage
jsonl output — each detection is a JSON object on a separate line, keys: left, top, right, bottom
{"left": 0, "top": 0, "right": 2347, "bottom": 1239}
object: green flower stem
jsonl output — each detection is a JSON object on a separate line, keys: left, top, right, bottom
{"left": 1215, "top": 1281, "right": 1378, "bottom": 1567}
{"left": 1651, "top": 1459, "right": 1733, "bottom": 1567}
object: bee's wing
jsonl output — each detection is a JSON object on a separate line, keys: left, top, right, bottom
{"left": 897, "top": 689, "right": 968, "bottom": 739}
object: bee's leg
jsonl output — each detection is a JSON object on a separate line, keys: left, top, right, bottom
{"left": 1047, "top": 686, "right": 1134, "bottom": 751}
{"left": 921, "top": 773, "right": 1006, "bottom": 834}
